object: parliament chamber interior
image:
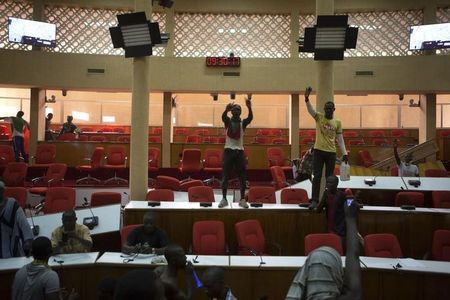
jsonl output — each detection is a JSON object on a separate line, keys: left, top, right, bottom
{"left": 1, "top": 0, "right": 450, "bottom": 299}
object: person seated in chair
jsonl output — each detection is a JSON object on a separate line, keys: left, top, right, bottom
{"left": 59, "top": 115, "right": 78, "bottom": 136}
{"left": 122, "top": 211, "right": 169, "bottom": 255}
{"left": 51, "top": 209, "right": 92, "bottom": 254}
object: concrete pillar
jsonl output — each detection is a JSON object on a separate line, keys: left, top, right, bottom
{"left": 315, "top": 0, "right": 334, "bottom": 109}
{"left": 419, "top": 94, "right": 437, "bottom": 161}
{"left": 29, "top": 89, "right": 46, "bottom": 160}
{"left": 164, "top": 7, "right": 175, "bottom": 57}
{"left": 162, "top": 92, "right": 172, "bottom": 167}
{"left": 290, "top": 11, "right": 300, "bottom": 58}
{"left": 129, "top": 0, "right": 151, "bottom": 200}
{"left": 290, "top": 94, "right": 300, "bottom": 160}
{"left": 315, "top": 0, "right": 334, "bottom": 197}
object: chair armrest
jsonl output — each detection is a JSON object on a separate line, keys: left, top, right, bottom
{"left": 124, "top": 156, "right": 128, "bottom": 167}
{"left": 47, "top": 178, "right": 64, "bottom": 187}
{"left": 32, "top": 176, "right": 44, "bottom": 185}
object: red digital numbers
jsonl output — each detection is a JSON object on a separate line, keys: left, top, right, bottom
{"left": 206, "top": 56, "right": 240, "bottom": 67}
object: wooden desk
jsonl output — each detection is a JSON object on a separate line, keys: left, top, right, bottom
{"left": 4, "top": 253, "right": 449, "bottom": 300}
{"left": 123, "top": 201, "right": 450, "bottom": 258}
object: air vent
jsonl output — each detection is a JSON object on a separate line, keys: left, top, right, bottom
{"left": 223, "top": 72, "right": 240, "bottom": 77}
{"left": 87, "top": 68, "right": 105, "bottom": 74}
{"left": 355, "top": 70, "right": 373, "bottom": 76}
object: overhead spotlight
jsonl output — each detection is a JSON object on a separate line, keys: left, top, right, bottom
{"left": 399, "top": 94, "right": 404, "bottom": 101}
{"left": 230, "top": 92, "right": 236, "bottom": 100}
{"left": 211, "top": 93, "right": 218, "bottom": 101}
{"left": 409, "top": 99, "right": 420, "bottom": 107}
{"left": 62, "top": 89, "right": 67, "bottom": 97}
{"left": 171, "top": 95, "right": 177, "bottom": 108}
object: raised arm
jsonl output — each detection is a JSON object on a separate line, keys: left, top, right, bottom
{"left": 304, "top": 87, "right": 316, "bottom": 118}
{"left": 338, "top": 202, "right": 362, "bottom": 300}
{"left": 393, "top": 139, "right": 401, "bottom": 165}
{"left": 222, "top": 103, "right": 233, "bottom": 125}
{"left": 243, "top": 97, "right": 253, "bottom": 128}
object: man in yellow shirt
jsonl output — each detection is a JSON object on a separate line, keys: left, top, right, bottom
{"left": 51, "top": 209, "right": 92, "bottom": 254}
{"left": 304, "top": 87, "right": 348, "bottom": 208}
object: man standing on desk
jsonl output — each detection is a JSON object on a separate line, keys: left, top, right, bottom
{"left": 219, "top": 97, "right": 253, "bottom": 209}
{"left": 304, "top": 87, "right": 348, "bottom": 208}
{"left": 51, "top": 209, "right": 92, "bottom": 254}
{"left": 122, "top": 211, "right": 169, "bottom": 255}
{"left": 393, "top": 139, "right": 419, "bottom": 177}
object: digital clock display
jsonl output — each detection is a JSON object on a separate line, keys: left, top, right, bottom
{"left": 206, "top": 56, "right": 241, "bottom": 67}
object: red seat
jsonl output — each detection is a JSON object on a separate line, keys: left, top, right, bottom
{"left": 185, "top": 135, "right": 202, "bottom": 144}
{"left": 89, "top": 135, "right": 107, "bottom": 142}
{"left": 432, "top": 191, "right": 450, "bottom": 208}
{"left": 0, "top": 124, "right": 11, "bottom": 140}
{"left": 348, "top": 138, "right": 365, "bottom": 146}
{"left": 104, "top": 146, "right": 128, "bottom": 184}
{"left": 43, "top": 187, "right": 76, "bottom": 214}
{"left": 116, "top": 136, "right": 130, "bottom": 142}
{"left": 431, "top": 229, "right": 450, "bottom": 261}
{"left": 266, "top": 147, "right": 292, "bottom": 174}
{"left": 440, "top": 130, "right": 450, "bottom": 138}
{"left": 100, "top": 127, "right": 113, "bottom": 132}
{"left": 358, "top": 150, "right": 374, "bottom": 168}
{"left": 76, "top": 147, "right": 104, "bottom": 184}
{"left": 372, "top": 138, "right": 389, "bottom": 146}
{"left": 368, "top": 130, "right": 385, "bottom": 137}
{"left": 391, "top": 129, "right": 407, "bottom": 138}
{"left": 77, "top": 135, "right": 88, "bottom": 141}
{"left": 234, "top": 219, "right": 280, "bottom": 255}
{"left": 179, "top": 149, "right": 202, "bottom": 180}
{"left": 174, "top": 128, "right": 189, "bottom": 135}
{"left": 2, "top": 162, "right": 28, "bottom": 187}
{"left": 390, "top": 165, "right": 399, "bottom": 176}
{"left": 113, "top": 127, "right": 125, "bottom": 133}
{"left": 256, "top": 129, "right": 271, "bottom": 136}
{"left": 272, "top": 137, "right": 288, "bottom": 144}
{"left": 91, "top": 192, "right": 122, "bottom": 207}
{"left": 4, "top": 187, "right": 27, "bottom": 208}
{"left": 270, "top": 129, "right": 283, "bottom": 136}
{"left": 343, "top": 130, "right": 359, "bottom": 138}
{"left": 155, "top": 175, "right": 181, "bottom": 191}
{"left": 29, "top": 163, "right": 67, "bottom": 196}
{"left": 424, "top": 169, "right": 448, "bottom": 177}
{"left": 188, "top": 186, "right": 215, "bottom": 203}
{"left": 0, "top": 145, "right": 15, "bottom": 167}
{"left": 364, "top": 233, "right": 403, "bottom": 258}
{"left": 202, "top": 149, "right": 223, "bottom": 186}
{"left": 192, "top": 220, "right": 226, "bottom": 255}
{"left": 247, "top": 186, "right": 276, "bottom": 204}
{"left": 32, "top": 144, "right": 56, "bottom": 168}
{"left": 304, "top": 233, "right": 344, "bottom": 256}
{"left": 194, "top": 129, "right": 209, "bottom": 136}
{"left": 394, "top": 191, "right": 424, "bottom": 207}
{"left": 80, "top": 127, "right": 93, "bottom": 132}
{"left": 270, "top": 166, "right": 289, "bottom": 190}
{"left": 148, "top": 136, "right": 162, "bottom": 143}
{"left": 146, "top": 189, "right": 174, "bottom": 202}
{"left": 280, "top": 188, "right": 309, "bottom": 204}
{"left": 120, "top": 224, "right": 140, "bottom": 246}
{"left": 216, "top": 136, "right": 226, "bottom": 144}
{"left": 57, "top": 133, "right": 76, "bottom": 141}
{"left": 151, "top": 127, "right": 162, "bottom": 135}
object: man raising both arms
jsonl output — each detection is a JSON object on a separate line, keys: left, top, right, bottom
{"left": 305, "top": 87, "right": 348, "bottom": 209}
{"left": 219, "top": 97, "right": 253, "bottom": 209}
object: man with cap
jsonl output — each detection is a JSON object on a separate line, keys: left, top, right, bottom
{"left": 219, "top": 97, "right": 253, "bottom": 208}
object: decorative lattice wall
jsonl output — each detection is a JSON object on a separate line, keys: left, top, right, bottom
{"left": 298, "top": 14, "right": 315, "bottom": 58}
{"left": 174, "top": 12, "right": 290, "bottom": 58}
{"left": 0, "top": 0, "right": 33, "bottom": 50}
{"left": 437, "top": 7, "right": 450, "bottom": 55}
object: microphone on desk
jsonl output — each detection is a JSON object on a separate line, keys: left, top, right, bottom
{"left": 82, "top": 197, "right": 99, "bottom": 230}
{"left": 364, "top": 176, "right": 378, "bottom": 186}
{"left": 26, "top": 204, "right": 40, "bottom": 236}
{"left": 240, "top": 245, "right": 266, "bottom": 266}
{"left": 192, "top": 255, "right": 199, "bottom": 263}
{"left": 408, "top": 173, "right": 421, "bottom": 188}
